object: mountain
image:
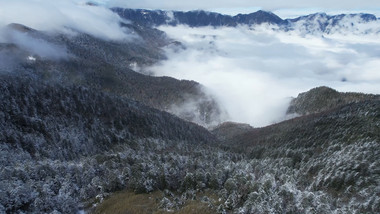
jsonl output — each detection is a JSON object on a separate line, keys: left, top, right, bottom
{"left": 0, "top": 18, "right": 225, "bottom": 213}
{"left": 0, "top": 23, "right": 224, "bottom": 127}
{"left": 233, "top": 10, "right": 284, "bottom": 25}
{"left": 2, "top": 77, "right": 379, "bottom": 213}
{"left": 212, "top": 95, "right": 380, "bottom": 213}
{"left": 0, "top": 75, "right": 217, "bottom": 213}
{"left": 0, "top": 75, "right": 216, "bottom": 160}
{"left": 287, "top": 86, "right": 380, "bottom": 115}
{"left": 113, "top": 8, "right": 380, "bottom": 35}
{"left": 112, "top": 8, "right": 284, "bottom": 27}
{"left": 286, "top": 13, "right": 380, "bottom": 34}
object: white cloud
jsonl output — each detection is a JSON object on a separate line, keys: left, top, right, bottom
{"left": 0, "top": 28, "right": 69, "bottom": 60}
{"left": 148, "top": 25, "right": 380, "bottom": 127}
{"left": 0, "top": 0, "right": 132, "bottom": 41}
{"left": 274, "top": 8, "right": 380, "bottom": 19}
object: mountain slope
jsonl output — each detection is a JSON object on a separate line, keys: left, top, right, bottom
{"left": 213, "top": 97, "right": 380, "bottom": 213}
{"left": 0, "top": 75, "right": 217, "bottom": 213}
{"left": 0, "top": 23, "right": 224, "bottom": 127}
{"left": 287, "top": 86, "right": 380, "bottom": 115}
{"left": 2, "top": 77, "right": 379, "bottom": 213}
{"left": 0, "top": 76, "right": 215, "bottom": 160}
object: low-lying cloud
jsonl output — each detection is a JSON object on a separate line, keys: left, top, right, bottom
{"left": 0, "top": 0, "right": 138, "bottom": 65}
{"left": 0, "top": 0, "right": 131, "bottom": 41}
{"left": 148, "top": 25, "right": 380, "bottom": 127}
{"left": 0, "top": 27, "right": 69, "bottom": 61}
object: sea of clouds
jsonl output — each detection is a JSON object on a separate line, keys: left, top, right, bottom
{"left": 148, "top": 24, "right": 380, "bottom": 126}
{"left": 2, "top": 0, "right": 380, "bottom": 127}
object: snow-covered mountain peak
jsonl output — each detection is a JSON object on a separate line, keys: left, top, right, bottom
{"left": 287, "top": 12, "right": 380, "bottom": 35}
{"left": 113, "top": 8, "right": 380, "bottom": 36}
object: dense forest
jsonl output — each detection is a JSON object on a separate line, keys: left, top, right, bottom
{"left": 1, "top": 75, "right": 379, "bottom": 213}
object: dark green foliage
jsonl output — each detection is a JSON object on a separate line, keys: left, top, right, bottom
{"left": 0, "top": 24, "right": 224, "bottom": 127}
{"left": 212, "top": 97, "right": 380, "bottom": 213}
{"left": 1, "top": 80, "right": 380, "bottom": 213}
{"left": 287, "top": 86, "right": 380, "bottom": 115}
{"left": 0, "top": 75, "right": 221, "bottom": 213}
{"left": 0, "top": 76, "right": 215, "bottom": 161}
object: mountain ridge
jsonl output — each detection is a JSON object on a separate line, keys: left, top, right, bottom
{"left": 112, "top": 8, "right": 285, "bottom": 27}
{"left": 0, "top": 74, "right": 218, "bottom": 213}
{"left": 0, "top": 22, "right": 225, "bottom": 127}
{"left": 287, "top": 86, "right": 380, "bottom": 116}
{"left": 112, "top": 8, "right": 380, "bottom": 35}
{"left": 211, "top": 92, "right": 380, "bottom": 212}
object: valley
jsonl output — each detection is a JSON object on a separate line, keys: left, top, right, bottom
{"left": 0, "top": 3, "right": 379, "bottom": 214}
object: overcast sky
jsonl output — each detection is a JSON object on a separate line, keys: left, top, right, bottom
{"left": 102, "top": 0, "right": 380, "bottom": 17}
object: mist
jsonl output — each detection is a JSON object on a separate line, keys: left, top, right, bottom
{"left": 0, "top": 26, "right": 69, "bottom": 61}
{"left": 0, "top": 0, "right": 138, "bottom": 67}
{"left": 148, "top": 25, "right": 380, "bottom": 127}
{"left": 0, "top": 0, "right": 132, "bottom": 41}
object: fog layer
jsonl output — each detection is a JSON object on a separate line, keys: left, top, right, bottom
{"left": 149, "top": 25, "right": 380, "bottom": 126}
{"left": 0, "top": 0, "right": 130, "bottom": 41}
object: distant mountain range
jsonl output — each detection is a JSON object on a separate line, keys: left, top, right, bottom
{"left": 113, "top": 8, "right": 380, "bottom": 35}
{"left": 112, "top": 9, "right": 283, "bottom": 26}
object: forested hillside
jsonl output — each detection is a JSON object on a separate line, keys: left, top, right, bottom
{"left": 0, "top": 75, "right": 217, "bottom": 213}
{"left": 0, "top": 23, "right": 224, "bottom": 127}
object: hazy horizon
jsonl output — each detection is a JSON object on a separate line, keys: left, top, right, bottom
{"left": 98, "top": 0, "right": 380, "bottom": 18}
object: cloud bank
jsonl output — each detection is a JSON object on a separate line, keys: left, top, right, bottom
{"left": 148, "top": 25, "right": 380, "bottom": 127}
{"left": 0, "top": 0, "right": 131, "bottom": 41}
